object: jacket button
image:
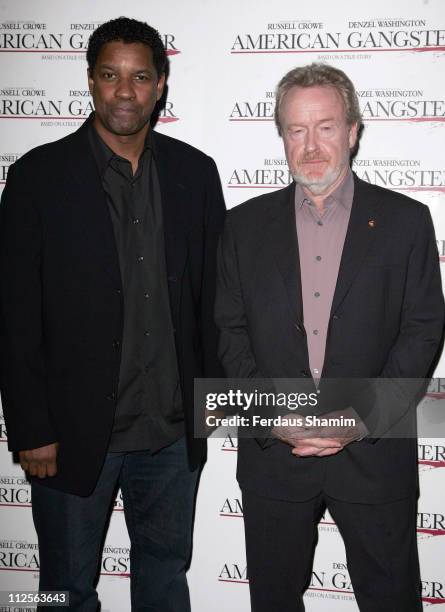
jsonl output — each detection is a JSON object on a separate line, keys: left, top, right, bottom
{"left": 300, "top": 369, "right": 309, "bottom": 377}
{"left": 168, "top": 275, "right": 178, "bottom": 282}
{"left": 112, "top": 340, "right": 120, "bottom": 349}
{"left": 332, "top": 314, "right": 339, "bottom": 320}
{"left": 294, "top": 323, "right": 303, "bottom": 333}
{"left": 107, "top": 392, "right": 116, "bottom": 401}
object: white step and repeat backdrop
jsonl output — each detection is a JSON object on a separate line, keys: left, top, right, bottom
{"left": 0, "top": 0, "right": 444, "bottom": 610}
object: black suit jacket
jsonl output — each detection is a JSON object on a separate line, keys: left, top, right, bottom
{"left": 215, "top": 175, "right": 444, "bottom": 503}
{"left": 0, "top": 118, "right": 225, "bottom": 495}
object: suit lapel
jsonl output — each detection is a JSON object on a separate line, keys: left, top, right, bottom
{"left": 268, "top": 182, "right": 304, "bottom": 325}
{"left": 152, "top": 131, "right": 188, "bottom": 282}
{"left": 331, "top": 175, "right": 381, "bottom": 314}
{"left": 63, "top": 120, "right": 122, "bottom": 290}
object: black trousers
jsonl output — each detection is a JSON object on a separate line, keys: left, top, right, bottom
{"left": 242, "top": 489, "right": 422, "bottom": 612}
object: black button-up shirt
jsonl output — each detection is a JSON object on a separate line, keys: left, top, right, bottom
{"left": 89, "top": 121, "right": 184, "bottom": 453}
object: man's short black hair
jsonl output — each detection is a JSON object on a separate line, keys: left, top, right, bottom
{"left": 86, "top": 17, "right": 167, "bottom": 77}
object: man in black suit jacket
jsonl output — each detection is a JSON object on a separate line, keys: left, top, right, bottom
{"left": 215, "top": 63, "right": 444, "bottom": 611}
{"left": 0, "top": 17, "right": 225, "bottom": 611}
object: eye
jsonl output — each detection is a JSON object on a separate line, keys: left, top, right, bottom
{"left": 102, "top": 72, "right": 116, "bottom": 80}
{"left": 134, "top": 74, "right": 151, "bottom": 81}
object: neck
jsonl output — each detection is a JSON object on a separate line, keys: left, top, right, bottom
{"left": 93, "top": 115, "right": 149, "bottom": 171}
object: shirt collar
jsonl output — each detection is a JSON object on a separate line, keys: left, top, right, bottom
{"left": 88, "top": 114, "right": 153, "bottom": 178}
{"left": 294, "top": 168, "right": 354, "bottom": 211}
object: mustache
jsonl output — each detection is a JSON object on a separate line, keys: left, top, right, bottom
{"left": 299, "top": 153, "right": 329, "bottom": 163}
{"left": 112, "top": 105, "right": 139, "bottom": 112}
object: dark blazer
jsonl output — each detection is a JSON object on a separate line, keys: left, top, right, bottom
{"left": 215, "top": 174, "right": 444, "bottom": 503}
{"left": 0, "top": 117, "right": 225, "bottom": 496}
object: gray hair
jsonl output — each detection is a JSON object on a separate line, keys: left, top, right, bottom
{"left": 274, "top": 62, "right": 362, "bottom": 135}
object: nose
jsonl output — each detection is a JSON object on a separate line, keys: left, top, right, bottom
{"left": 304, "top": 128, "right": 318, "bottom": 153}
{"left": 115, "top": 77, "right": 136, "bottom": 100}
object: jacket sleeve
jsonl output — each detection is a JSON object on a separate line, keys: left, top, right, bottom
{"left": 214, "top": 213, "right": 278, "bottom": 445}
{"left": 0, "top": 161, "right": 57, "bottom": 451}
{"left": 215, "top": 214, "right": 263, "bottom": 380}
{"left": 356, "top": 204, "right": 445, "bottom": 438}
{"left": 199, "top": 156, "right": 227, "bottom": 378}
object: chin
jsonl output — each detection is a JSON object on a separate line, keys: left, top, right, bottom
{"left": 99, "top": 113, "right": 145, "bottom": 136}
{"left": 109, "top": 123, "right": 144, "bottom": 136}
{"left": 293, "top": 167, "right": 341, "bottom": 195}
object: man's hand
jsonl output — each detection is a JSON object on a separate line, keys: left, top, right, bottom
{"left": 272, "top": 408, "right": 367, "bottom": 457}
{"left": 291, "top": 438, "right": 343, "bottom": 457}
{"left": 272, "top": 414, "right": 342, "bottom": 456}
{"left": 19, "top": 443, "right": 59, "bottom": 478}
{"left": 301, "top": 407, "right": 368, "bottom": 451}
{"left": 271, "top": 413, "right": 316, "bottom": 446}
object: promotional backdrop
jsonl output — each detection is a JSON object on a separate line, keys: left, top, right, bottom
{"left": 0, "top": 1, "right": 444, "bottom": 610}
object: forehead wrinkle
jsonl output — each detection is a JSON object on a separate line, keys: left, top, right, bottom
{"left": 96, "top": 62, "right": 153, "bottom": 74}
{"left": 287, "top": 115, "right": 338, "bottom": 126}
{"left": 281, "top": 86, "right": 346, "bottom": 121}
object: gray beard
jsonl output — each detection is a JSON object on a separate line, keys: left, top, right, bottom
{"left": 292, "top": 165, "right": 341, "bottom": 195}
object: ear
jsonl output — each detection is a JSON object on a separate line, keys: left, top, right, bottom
{"left": 87, "top": 69, "right": 94, "bottom": 96}
{"left": 348, "top": 122, "right": 358, "bottom": 150}
{"left": 156, "top": 73, "right": 166, "bottom": 102}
